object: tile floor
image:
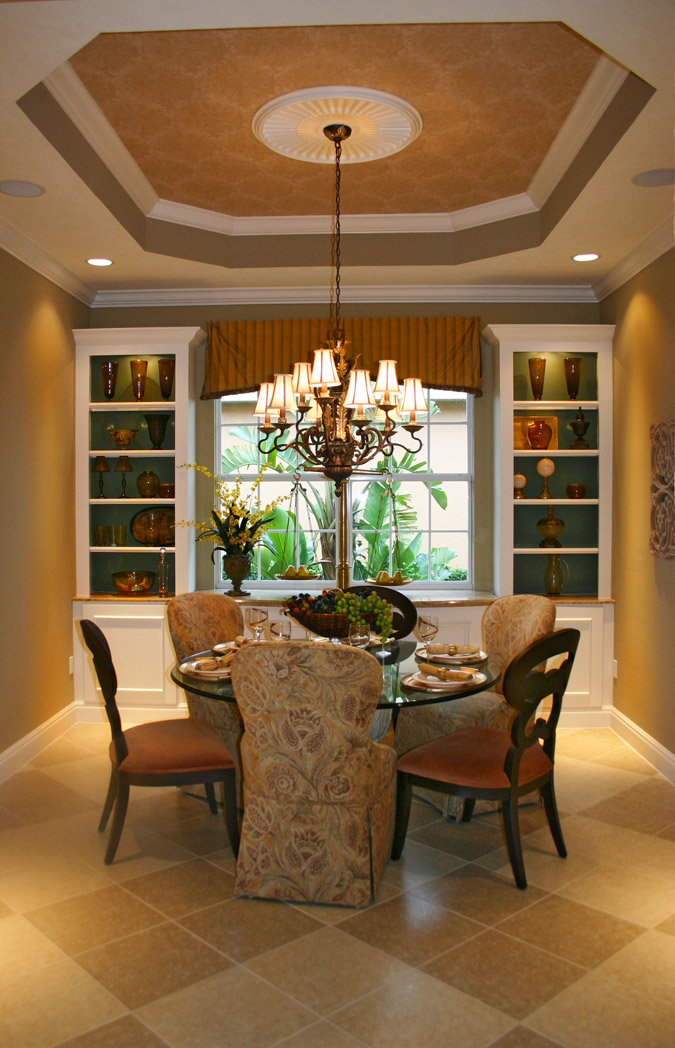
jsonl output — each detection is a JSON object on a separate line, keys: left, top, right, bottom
{"left": 1, "top": 725, "right": 674, "bottom": 1048}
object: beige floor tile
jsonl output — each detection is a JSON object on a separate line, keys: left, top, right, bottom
{"left": 247, "top": 926, "right": 410, "bottom": 1015}
{"left": 0, "top": 958, "right": 125, "bottom": 1048}
{"left": 338, "top": 891, "right": 482, "bottom": 966}
{"left": 381, "top": 838, "right": 466, "bottom": 890}
{"left": 29, "top": 736, "right": 92, "bottom": 768}
{"left": 496, "top": 894, "right": 644, "bottom": 968}
{"left": 656, "top": 821, "right": 675, "bottom": 841}
{"left": 461, "top": 801, "right": 559, "bottom": 837}
{"left": 0, "top": 897, "right": 13, "bottom": 918}
{"left": 614, "top": 775, "right": 675, "bottom": 812}
{"left": 577, "top": 792, "right": 674, "bottom": 835}
{"left": 0, "top": 768, "right": 99, "bottom": 824}
{"left": 612, "top": 830, "right": 675, "bottom": 886}
{"left": 526, "top": 930, "right": 675, "bottom": 1048}
{"left": 271, "top": 1021, "right": 368, "bottom": 1047}
{"left": 39, "top": 754, "right": 114, "bottom": 804}
{"left": 0, "top": 806, "right": 24, "bottom": 832}
{"left": 150, "top": 810, "right": 235, "bottom": 855}
{"left": 552, "top": 757, "right": 647, "bottom": 813}
{"left": 122, "top": 857, "right": 235, "bottom": 918}
{"left": 179, "top": 896, "right": 323, "bottom": 962}
{"left": 54, "top": 1014, "right": 169, "bottom": 1048}
{"left": 0, "top": 827, "right": 111, "bottom": 911}
{"left": 127, "top": 786, "right": 215, "bottom": 826}
{"left": 407, "top": 799, "right": 445, "bottom": 830}
{"left": 25, "top": 883, "right": 163, "bottom": 954}
{"left": 411, "top": 863, "right": 547, "bottom": 924}
{"left": 591, "top": 747, "right": 658, "bottom": 776}
{"left": 489, "top": 1027, "right": 570, "bottom": 1048}
{"left": 63, "top": 723, "right": 112, "bottom": 754}
{"left": 331, "top": 965, "right": 513, "bottom": 1048}
{"left": 555, "top": 729, "right": 624, "bottom": 760}
{"left": 559, "top": 862, "right": 675, "bottom": 927}
{"left": 291, "top": 879, "right": 401, "bottom": 925}
{"left": 75, "top": 920, "right": 232, "bottom": 1009}
{"left": 137, "top": 966, "right": 317, "bottom": 1048}
{"left": 409, "top": 817, "right": 505, "bottom": 860}
{"left": 656, "top": 913, "right": 675, "bottom": 936}
{"left": 475, "top": 838, "right": 598, "bottom": 892}
{"left": 526, "top": 814, "right": 647, "bottom": 867}
{"left": 424, "top": 927, "right": 586, "bottom": 1020}
{"left": 0, "top": 914, "right": 65, "bottom": 979}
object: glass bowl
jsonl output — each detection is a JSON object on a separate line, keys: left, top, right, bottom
{"left": 112, "top": 570, "right": 155, "bottom": 595}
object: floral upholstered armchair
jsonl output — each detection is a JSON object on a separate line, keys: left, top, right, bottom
{"left": 231, "top": 641, "right": 396, "bottom": 907}
{"left": 167, "top": 593, "right": 245, "bottom": 803}
{"left": 395, "top": 594, "right": 557, "bottom": 816}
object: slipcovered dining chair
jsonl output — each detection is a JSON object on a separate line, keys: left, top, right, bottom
{"left": 394, "top": 594, "right": 557, "bottom": 816}
{"left": 167, "top": 592, "right": 245, "bottom": 803}
{"left": 80, "top": 619, "right": 239, "bottom": 865}
{"left": 231, "top": 641, "right": 396, "bottom": 907}
{"left": 345, "top": 584, "right": 418, "bottom": 640}
{"left": 392, "top": 628, "right": 580, "bottom": 888}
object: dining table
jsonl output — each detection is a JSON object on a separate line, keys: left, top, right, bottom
{"left": 171, "top": 639, "right": 501, "bottom": 741}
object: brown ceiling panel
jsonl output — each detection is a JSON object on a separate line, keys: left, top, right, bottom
{"left": 69, "top": 23, "right": 600, "bottom": 217}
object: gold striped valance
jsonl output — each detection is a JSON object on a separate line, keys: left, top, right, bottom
{"left": 201, "top": 316, "right": 482, "bottom": 399}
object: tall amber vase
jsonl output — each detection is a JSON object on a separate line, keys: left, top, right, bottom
{"left": 528, "top": 358, "right": 546, "bottom": 400}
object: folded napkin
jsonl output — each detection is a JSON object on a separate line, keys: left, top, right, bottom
{"left": 417, "top": 662, "right": 475, "bottom": 682}
{"left": 424, "top": 642, "right": 481, "bottom": 656}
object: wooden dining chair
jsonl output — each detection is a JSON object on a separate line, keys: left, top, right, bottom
{"left": 345, "top": 584, "right": 418, "bottom": 640}
{"left": 80, "top": 619, "right": 240, "bottom": 865}
{"left": 391, "top": 628, "right": 580, "bottom": 889}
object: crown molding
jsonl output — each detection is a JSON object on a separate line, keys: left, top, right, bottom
{"left": 44, "top": 63, "right": 158, "bottom": 215}
{"left": 91, "top": 283, "right": 598, "bottom": 308}
{"left": 529, "top": 56, "right": 628, "bottom": 208}
{"left": 0, "top": 216, "right": 94, "bottom": 304}
{"left": 593, "top": 218, "right": 674, "bottom": 300}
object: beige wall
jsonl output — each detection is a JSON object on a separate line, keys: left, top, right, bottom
{"left": 0, "top": 249, "right": 89, "bottom": 752}
{"left": 600, "top": 249, "right": 675, "bottom": 753}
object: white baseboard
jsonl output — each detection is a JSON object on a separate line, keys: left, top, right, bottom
{"left": 0, "top": 703, "right": 79, "bottom": 785}
{"left": 610, "top": 708, "right": 675, "bottom": 784}
{"left": 558, "top": 707, "right": 612, "bottom": 729}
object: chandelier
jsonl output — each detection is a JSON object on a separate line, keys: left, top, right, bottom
{"left": 253, "top": 123, "right": 428, "bottom": 499}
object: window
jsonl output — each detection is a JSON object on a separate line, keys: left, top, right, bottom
{"left": 215, "top": 388, "right": 472, "bottom": 588}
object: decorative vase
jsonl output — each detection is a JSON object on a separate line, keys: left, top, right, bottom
{"left": 544, "top": 553, "right": 567, "bottom": 596}
{"left": 570, "top": 409, "right": 590, "bottom": 449}
{"left": 136, "top": 469, "right": 160, "bottom": 498}
{"left": 528, "top": 358, "right": 546, "bottom": 400}
{"left": 536, "top": 505, "right": 565, "bottom": 547}
{"left": 566, "top": 483, "right": 586, "bottom": 499}
{"left": 144, "top": 412, "right": 171, "bottom": 449}
{"left": 158, "top": 358, "right": 175, "bottom": 400}
{"left": 130, "top": 359, "right": 148, "bottom": 401}
{"left": 222, "top": 553, "right": 252, "bottom": 597}
{"left": 527, "top": 419, "right": 553, "bottom": 450}
{"left": 100, "top": 360, "right": 118, "bottom": 400}
{"left": 564, "top": 357, "right": 582, "bottom": 400}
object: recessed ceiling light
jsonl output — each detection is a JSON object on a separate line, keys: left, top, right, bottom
{"left": 0, "top": 180, "right": 45, "bottom": 197}
{"left": 632, "top": 168, "right": 675, "bottom": 187}
{"left": 87, "top": 258, "right": 113, "bottom": 267}
{"left": 572, "top": 253, "right": 599, "bottom": 262}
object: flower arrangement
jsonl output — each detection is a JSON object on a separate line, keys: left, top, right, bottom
{"left": 180, "top": 463, "right": 285, "bottom": 561}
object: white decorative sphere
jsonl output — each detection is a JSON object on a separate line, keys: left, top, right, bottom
{"left": 536, "top": 457, "right": 555, "bottom": 479}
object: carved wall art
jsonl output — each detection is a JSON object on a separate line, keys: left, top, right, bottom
{"left": 649, "top": 419, "right": 675, "bottom": 558}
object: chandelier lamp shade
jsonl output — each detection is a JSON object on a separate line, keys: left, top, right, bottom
{"left": 254, "top": 123, "right": 428, "bottom": 500}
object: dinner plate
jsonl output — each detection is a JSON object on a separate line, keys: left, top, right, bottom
{"left": 179, "top": 656, "right": 233, "bottom": 679}
{"left": 414, "top": 646, "right": 487, "bottom": 664}
{"left": 402, "top": 670, "right": 487, "bottom": 692}
{"left": 212, "top": 641, "right": 239, "bottom": 654}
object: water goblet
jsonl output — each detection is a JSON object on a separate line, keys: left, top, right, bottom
{"left": 348, "top": 622, "right": 370, "bottom": 649}
{"left": 418, "top": 614, "right": 439, "bottom": 658}
{"left": 246, "top": 607, "right": 268, "bottom": 642}
{"left": 270, "top": 619, "right": 291, "bottom": 641}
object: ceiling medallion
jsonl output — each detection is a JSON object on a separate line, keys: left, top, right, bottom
{"left": 252, "top": 86, "right": 423, "bottom": 164}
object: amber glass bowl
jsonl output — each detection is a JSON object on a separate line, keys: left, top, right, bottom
{"left": 112, "top": 570, "right": 156, "bottom": 595}
{"left": 108, "top": 428, "right": 138, "bottom": 449}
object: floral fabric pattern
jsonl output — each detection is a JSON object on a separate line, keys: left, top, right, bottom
{"left": 167, "top": 593, "right": 245, "bottom": 802}
{"left": 231, "top": 642, "right": 396, "bottom": 907}
{"left": 395, "top": 595, "right": 556, "bottom": 816}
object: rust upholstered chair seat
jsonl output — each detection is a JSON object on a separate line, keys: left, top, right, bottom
{"left": 392, "top": 628, "right": 580, "bottom": 889}
{"left": 397, "top": 727, "right": 552, "bottom": 792}
{"left": 110, "top": 718, "right": 236, "bottom": 776}
{"left": 80, "top": 619, "right": 239, "bottom": 865}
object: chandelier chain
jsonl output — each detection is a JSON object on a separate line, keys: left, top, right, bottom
{"left": 334, "top": 136, "right": 342, "bottom": 338}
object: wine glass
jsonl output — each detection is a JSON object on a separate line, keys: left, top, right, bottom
{"left": 270, "top": 618, "right": 291, "bottom": 641}
{"left": 246, "top": 607, "right": 268, "bottom": 642}
{"left": 418, "top": 614, "right": 439, "bottom": 658}
{"left": 348, "top": 622, "right": 370, "bottom": 648}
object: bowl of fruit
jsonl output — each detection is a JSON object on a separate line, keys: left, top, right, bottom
{"left": 285, "top": 589, "right": 393, "bottom": 640}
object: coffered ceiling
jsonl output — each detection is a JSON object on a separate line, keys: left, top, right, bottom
{"left": 0, "top": 1, "right": 672, "bottom": 306}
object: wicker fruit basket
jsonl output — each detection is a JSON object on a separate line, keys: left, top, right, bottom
{"left": 286, "top": 609, "right": 350, "bottom": 638}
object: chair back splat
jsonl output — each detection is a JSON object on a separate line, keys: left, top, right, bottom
{"left": 80, "top": 619, "right": 127, "bottom": 767}
{"left": 392, "top": 627, "right": 580, "bottom": 889}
